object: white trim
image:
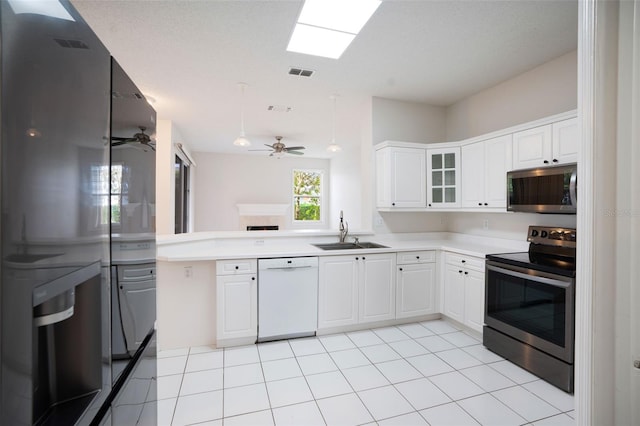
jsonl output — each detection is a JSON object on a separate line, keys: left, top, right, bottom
{"left": 175, "top": 143, "right": 196, "bottom": 167}
{"left": 575, "top": 0, "right": 594, "bottom": 424}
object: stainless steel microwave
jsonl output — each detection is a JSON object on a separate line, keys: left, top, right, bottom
{"left": 507, "top": 163, "right": 577, "bottom": 214}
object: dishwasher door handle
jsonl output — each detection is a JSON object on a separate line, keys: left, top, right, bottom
{"left": 264, "top": 265, "right": 315, "bottom": 271}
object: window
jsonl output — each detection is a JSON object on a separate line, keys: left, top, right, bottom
{"left": 293, "top": 169, "right": 322, "bottom": 222}
{"left": 175, "top": 155, "right": 190, "bottom": 233}
{"left": 91, "top": 163, "right": 127, "bottom": 226}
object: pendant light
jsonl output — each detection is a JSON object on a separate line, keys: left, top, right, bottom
{"left": 327, "top": 94, "right": 342, "bottom": 153}
{"left": 233, "top": 83, "right": 251, "bottom": 147}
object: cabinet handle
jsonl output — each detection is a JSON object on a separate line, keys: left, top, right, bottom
{"left": 478, "top": 203, "right": 482, "bottom": 206}
{"left": 464, "top": 271, "right": 468, "bottom": 275}
{"left": 392, "top": 202, "right": 396, "bottom": 206}
{"left": 552, "top": 159, "right": 559, "bottom": 163}
{"left": 461, "top": 260, "right": 466, "bottom": 263}
{"left": 399, "top": 267, "right": 403, "bottom": 271}
{"left": 362, "top": 256, "right": 366, "bottom": 260}
{"left": 416, "top": 256, "right": 420, "bottom": 259}
{"left": 252, "top": 277, "right": 256, "bottom": 281}
{"left": 543, "top": 160, "right": 549, "bottom": 164}
{"left": 428, "top": 203, "right": 432, "bottom": 207}
{"left": 458, "top": 270, "right": 463, "bottom": 273}
{"left": 355, "top": 257, "right": 359, "bottom": 260}
{"left": 235, "top": 266, "right": 239, "bottom": 270}
{"left": 484, "top": 203, "right": 488, "bottom": 206}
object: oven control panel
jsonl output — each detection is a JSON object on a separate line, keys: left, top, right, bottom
{"left": 527, "top": 226, "right": 576, "bottom": 246}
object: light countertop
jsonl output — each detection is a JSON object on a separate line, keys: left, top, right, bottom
{"left": 156, "top": 232, "right": 529, "bottom": 262}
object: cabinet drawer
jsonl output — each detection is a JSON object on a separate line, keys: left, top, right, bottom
{"left": 444, "top": 252, "right": 484, "bottom": 271}
{"left": 216, "top": 259, "right": 257, "bottom": 275}
{"left": 397, "top": 250, "right": 436, "bottom": 265}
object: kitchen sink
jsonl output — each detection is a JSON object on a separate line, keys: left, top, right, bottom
{"left": 312, "top": 242, "right": 388, "bottom": 251}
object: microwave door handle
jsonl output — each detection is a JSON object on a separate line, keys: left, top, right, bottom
{"left": 569, "top": 169, "right": 577, "bottom": 207}
{"left": 486, "top": 264, "right": 572, "bottom": 288}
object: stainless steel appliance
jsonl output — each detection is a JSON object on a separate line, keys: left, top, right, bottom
{"left": 257, "top": 257, "right": 319, "bottom": 342}
{"left": 484, "top": 226, "right": 576, "bottom": 392}
{"left": 1, "top": 1, "right": 112, "bottom": 424}
{"left": 507, "top": 163, "right": 577, "bottom": 214}
{"left": 0, "top": 3, "right": 156, "bottom": 423}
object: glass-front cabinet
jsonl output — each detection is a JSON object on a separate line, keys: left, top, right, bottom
{"left": 426, "top": 147, "right": 460, "bottom": 208}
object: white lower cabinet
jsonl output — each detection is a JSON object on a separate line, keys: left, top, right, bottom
{"left": 396, "top": 251, "right": 437, "bottom": 318}
{"left": 359, "top": 253, "right": 396, "bottom": 323}
{"left": 318, "top": 256, "right": 359, "bottom": 329}
{"left": 318, "top": 253, "right": 395, "bottom": 329}
{"left": 216, "top": 259, "right": 257, "bottom": 344}
{"left": 443, "top": 252, "right": 485, "bottom": 333}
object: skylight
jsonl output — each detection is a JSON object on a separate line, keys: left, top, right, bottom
{"left": 287, "top": 0, "right": 381, "bottom": 59}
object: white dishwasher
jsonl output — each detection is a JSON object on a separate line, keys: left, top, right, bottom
{"left": 258, "top": 257, "right": 318, "bottom": 342}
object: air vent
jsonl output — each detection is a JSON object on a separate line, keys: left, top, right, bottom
{"left": 111, "top": 91, "right": 146, "bottom": 100}
{"left": 288, "top": 67, "right": 315, "bottom": 77}
{"left": 267, "top": 105, "right": 293, "bottom": 113}
{"left": 54, "top": 38, "right": 89, "bottom": 49}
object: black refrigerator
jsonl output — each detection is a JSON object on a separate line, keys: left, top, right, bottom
{"left": 0, "top": 1, "right": 157, "bottom": 424}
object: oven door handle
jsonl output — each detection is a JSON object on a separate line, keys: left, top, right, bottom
{"left": 486, "top": 264, "right": 572, "bottom": 288}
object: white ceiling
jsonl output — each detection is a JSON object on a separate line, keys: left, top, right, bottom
{"left": 71, "top": 0, "right": 578, "bottom": 158}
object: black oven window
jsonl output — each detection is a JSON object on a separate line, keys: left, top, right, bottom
{"left": 487, "top": 270, "right": 567, "bottom": 347}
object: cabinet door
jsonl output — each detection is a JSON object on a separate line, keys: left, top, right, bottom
{"left": 443, "top": 263, "right": 465, "bottom": 323}
{"left": 376, "top": 147, "right": 426, "bottom": 208}
{"left": 552, "top": 118, "right": 578, "bottom": 164}
{"left": 391, "top": 147, "right": 426, "bottom": 208}
{"left": 512, "top": 125, "right": 552, "bottom": 169}
{"left": 461, "top": 142, "right": 485, "bottom": 208}
{"left": 463, "top": 269, "right": 485, "bottom": 333}
{"left": 396, "top": 262, "right": 436, "bottom": 319}
{"left": 216, "top": 274, "right": 257, "bottom": 340}
{"left": 484, "top": 134, "right": 513, "bottom": 208}
{"left": 427, "top": 147, "right": 460, "bottom": 208}
{"left": 318, "top": 256, "right": 359, "bottom": 329}
{"left": 375, "top": 148, "right": 392, "bottom": 208}
{"left": 359, "top": 254, "right": 396, "bottom": 323}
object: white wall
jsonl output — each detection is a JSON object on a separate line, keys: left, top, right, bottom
{"left": 446, "top": 50, "right": 577, "bottom": 141}
{"left": 369, "top": 97, "right": 449, "bottom": 234}
{"left": 440, "top": 50, "right": 578, "bottom": 241}
{"left": 193, "top": 152, "right": 332, "bottom": 231}
{"left": 372, "top": 97, "right": 447, "bottom": 144}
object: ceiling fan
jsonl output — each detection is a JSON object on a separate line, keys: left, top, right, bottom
{"left": 251, "top": 136, "right": 305, "bottom": 156}
{"left": 111, "top": 126, "right": 156, "bottom": 151}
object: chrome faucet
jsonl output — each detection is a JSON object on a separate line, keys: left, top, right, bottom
{"left": 339, "top": 210, "right": 348, "bottom": 243}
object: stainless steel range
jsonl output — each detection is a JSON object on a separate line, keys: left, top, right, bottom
{"left": 484, "top": 226, "right": 576, "bottom": 393}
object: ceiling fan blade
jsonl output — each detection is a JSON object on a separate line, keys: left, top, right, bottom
{"left": 111, "top": 140, "right": 129, "bottom": 146}
{"left": 111, "top": 136, "right": 135, "bottom": 141}
{"left": 284, "top": 146, "right": 305, "bottom": 151}
{"left": 287, "top": 150, "right": 304, "bottom": 155}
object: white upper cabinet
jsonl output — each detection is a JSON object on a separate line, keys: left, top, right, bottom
{"left": 551, "top": 118, "right": 579, "bottom": 165}
{"left": 461, "top": 135, "right": 513, "bottom": 209}
{"left": 376, "top": 146, "right": 426, "bottom": 209}
{"left": 513, "top": 117, "right": 577, "bottom": 169}
{"left": 426, "top": 147, "right": 460, "bottom": 208}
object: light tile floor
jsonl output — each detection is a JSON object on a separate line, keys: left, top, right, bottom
{"left": 157, "top": 320, "right": 575, "bottom": 426}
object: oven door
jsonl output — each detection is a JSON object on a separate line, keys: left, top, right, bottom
{"left": 485, "top": 261, "right": 575, "bottom": 363}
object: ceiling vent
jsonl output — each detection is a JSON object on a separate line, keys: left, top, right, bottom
{"left": 267, "top": 105, "right": 293, "bottom": 113}
{"left": 288, "top": 67, "right": 315, "bottom": 77}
